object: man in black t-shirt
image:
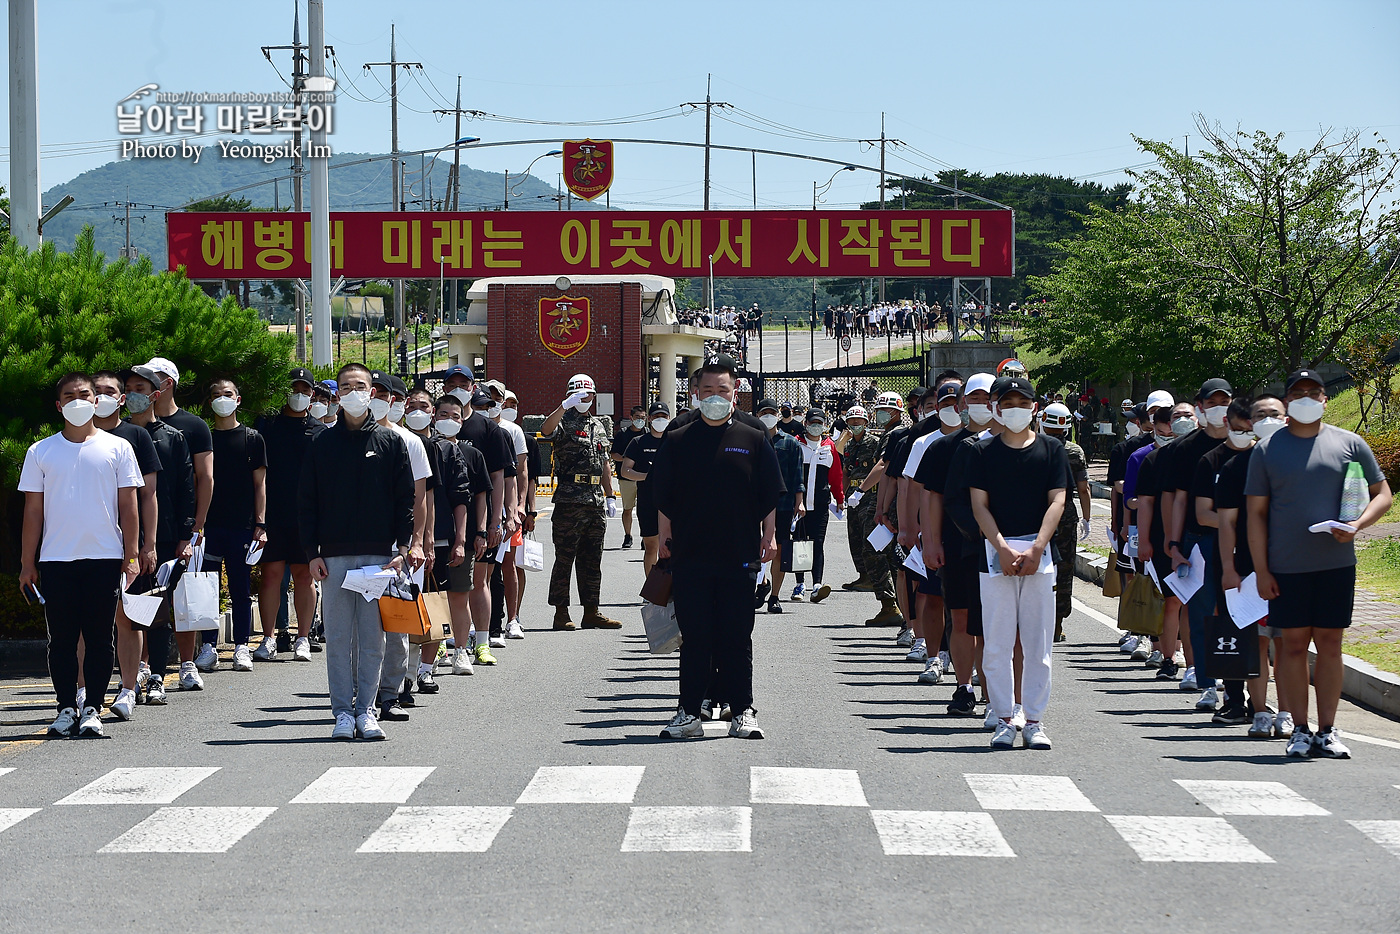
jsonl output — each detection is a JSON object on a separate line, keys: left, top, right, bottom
{"left": 1135, "top": 405, "right": 1189, "bottom": 680}
{"left": 202, "top": 378, "right": 268, "bottom": 673}
{"left": 621, "top": 402, "right": 669, "bottom": 578}
{"left": 611, "top": 405, "right": 648, "bottom": 549}
{"left": 968, "top": 376, "right": 1067, "bottom": 751}
{"left": 1107, "top": 403, "right": 1149, "bottom": 577}
{"left": 653, "top": 355, "right": 782, "bottom": 741}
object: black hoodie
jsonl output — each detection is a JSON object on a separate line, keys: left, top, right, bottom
{"left": 298, "top": 414, "right": 415, "bottom": 559}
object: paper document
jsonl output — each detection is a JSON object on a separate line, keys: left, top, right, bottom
{"left": 410, "top": 565, "right": 425, "bottom": 589}
{"left": 341, "top": 564, "right": 398, "bottom": 603}
{"left": 866, "top": 523, "right": 895, "bottom": 552}
{"left": 756, "top": 561, "right": 770, "bottom": 586}
{"left": 121, "top": 587, "right": 164, "bottom": 627}
{"left": 1223, "top": 573, "right": 1270, "bottom": 628}
{"left": 1163, "top": 545, "right": 1206, "bottom": 603}
{"left": 245, "top": 541, "right": 265, "bottom": 566}
{"left": 984, "top": 536, "right": 1053, "bottom": 577}
{"left": 495, "top": 538, "right": 510, "bottom": 563}
{"left": 829, "top": 501, "right": 844, "bottom": 520}
{"left": 1308, "top": 520, "right": 1357, "bottom": 535}
{"left": 1142, "top": 555, "right": 1161, "bottom": 590}
{"left": 903, "top": 546, "right": 928, "bottom": 577}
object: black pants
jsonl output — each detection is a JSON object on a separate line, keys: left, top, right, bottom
{"left": 143, "top": 542, "right": 178, "bottom": 677}
{"left": 673, "top": 561, "right": 758, "bottom": 717}
{"left": 795, "top": 490, "right": 831, "bottom": 585}
{"left": 490, "top": 561, "right": 505, "bottom": 636}
{"left": 40, "top": 559, "right": 122, "bottom": 712}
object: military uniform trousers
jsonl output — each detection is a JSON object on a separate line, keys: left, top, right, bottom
{"left": 848, "top": 495, "right": 895, "bottom": 601}
{"left": 1054, "top": 518, "right": 1077, "bottom": 622}
{"left": 550, "top": 499, "right": 606, "bottom": 607}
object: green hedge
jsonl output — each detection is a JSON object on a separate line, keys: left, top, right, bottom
{"left": 1361, "top": 428, "right": 1400, "bottom": 487}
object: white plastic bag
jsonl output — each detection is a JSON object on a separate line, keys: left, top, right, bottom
{"left": 514, "top": 537, "right": 545, "bottom": 572}
{"left": 173, "top": 569, "right": 220, "bottom": 632}
{"left": 641, "top": 600, "right": 682, "bottom": 655}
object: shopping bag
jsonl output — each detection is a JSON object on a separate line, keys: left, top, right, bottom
{"left": 641, "top": 600, "right": 682, "bottom": 655}
{"left": 1204, "top": 614, "right": 1261, "bottom": 680}
{"left": 639, "top": 561, "right": 673, "bottom": 606}
{"left": 784, "top": 517, "right": 814, "bottom": 573}
{"left": 378, "top": 575, "right": 431, "bottom": 637}
{"left": 410, "top": 578, "right": 453, "bottom": 645}
{"left": 172, "top": 568, "right": 220, "bottom": 633}
{"left": 1117, "top": 573, "right": 1164, "bottom": 637}
{"left": 514, "top": 535, "right": 545, "bottom": 572}
{"left": 1102, "top": 564, "right": 1123, "bottom": 598}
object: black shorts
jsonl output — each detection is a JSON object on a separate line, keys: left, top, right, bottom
{"left": 917, "top": 572, "right": 942, "bottom": 597}
{"left": 638, "top": 488, "right": 659, "bottom": 538}
{"left": 1268, "top": 565, "right": 1355, "bottom": 630}
{"left": 433, "top": 546, "right": 475, "bottom": 593}
{"left": 939, "top": 552, "right": 983, "bottom": 637}
{"left": 775, "top": 510, "right": 794, "bottom": 546}
{"left": 261, "top": 525, "right": 310, "bottom": 565}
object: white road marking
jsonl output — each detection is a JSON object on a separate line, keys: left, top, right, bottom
{"left": 964, "top": 773, "right": 1099, "bottom": 812}
{"left": 1348, "top": 820, "right": 1400, "bottom": 859}
{"left": 1104, "top": 815, "right": 1273, "bottom": 863}
{"left": 621, "top": 806, "right": 752, "bottom": 852}
{"left": 1071, "top": 598, "right": 1120, "bottom": 630}
{"left": 871, "top": 810, "right": 1016, "bottom": 857}
{"left": 0, "top": 768, "right": 13, "bottom": 779}
{"left": 516, "top": 766, "right": 646, "bottom": 804}
{"left": 1347, "top": 733, "right": 1400, "bottom": 751}
{"left": 750, "top": 767, "right": 868, "bottom": 807}
{"left": 0, "top": 808, "right": 40, "bottom": 834}
{"left": 358, "top": 806, "right": 514, "bottom": 853}
{"left": 55, "top": 767, "right": 220, "bottom": 805}
{"left": 99, "top": 806, "right": 276, "bottom": 853}
{"left": 291, "top": 767, "right": 435, "bottom": 804}
{"left": 1174, "top": 780, "right": 1330, "bottom": 816}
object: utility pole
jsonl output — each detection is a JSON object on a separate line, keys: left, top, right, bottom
{"left": 860, "top": 113, "right": 902, "bottom": 302}
{"left": 307, "top": 0, "right": 332, "bottom": 366}
{"left": 431, "top": 76, "right": 468, "bottom": 321}
{"left": 112, "top": 200, "right": 146, "bottom": 260}
{"left": 262, "top": 4, "right": 311, "bottom": 361}
{"left": 683, "top": 75, "right": 730, "bottom": 210}
{"left": 8, "top": 0, "right": 40, "bottom": 249}
{"left": 365, "top": 25, "right": 423, "bottom": 375}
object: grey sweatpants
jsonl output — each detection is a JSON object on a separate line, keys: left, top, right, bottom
{"left": 321, "top": 554, "right": 390, "bottom": 719}
{"left": 380, "top": 632, "right": 411, "bottom": 703}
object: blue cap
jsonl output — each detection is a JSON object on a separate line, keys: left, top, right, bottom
{"left": 444, "top": 364, "right": 474, "bottom": 381}
{"left": 320, "top": 379, "right": 338, "bottom": 392}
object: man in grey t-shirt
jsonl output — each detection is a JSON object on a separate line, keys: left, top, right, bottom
{"left": 1245, "top": 368, "right": 1391, "bottom": 760}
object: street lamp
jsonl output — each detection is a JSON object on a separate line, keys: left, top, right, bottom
{"left": 813, "top": 164, "right": 856, "bottom": 209}
{"left": 505, "top": 149, "right": 564, "bottom": 210}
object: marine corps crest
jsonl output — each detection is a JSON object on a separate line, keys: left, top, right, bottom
{"left": 539, "top": 296, "right": 591, "bottom": 358}
{"left": 563, "top": 139, "right": 614, "bottom": 202}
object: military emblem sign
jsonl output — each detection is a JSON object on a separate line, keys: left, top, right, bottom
{"left": 539, "top": 296, "right": 591, "bottom": 358}
{"left": 563, "top": 139, "right": 614, "bottom": 202}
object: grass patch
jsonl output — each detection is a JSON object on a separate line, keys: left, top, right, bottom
{"left": 863, "top": 344, "right": 921, "bottom": 366}
{"left": 1343, "top": 639, "right": 1400, "bottom": 677}
{"left": 1082, "top": 542, "right": 1113, "bottom": 560}
{"left": 1354, "top": 538, "right": 1400, "bottom": 602}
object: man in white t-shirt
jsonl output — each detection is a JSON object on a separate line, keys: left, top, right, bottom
{"left": 19, "top": 372, "right": 144, "bottom": 739}
{"left": 485, "top": 382, "right": 530, "bottom": 639}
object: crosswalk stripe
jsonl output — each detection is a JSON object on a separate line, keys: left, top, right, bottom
{"left": 291, "top": 767, "right": 436, "bottom": 804}
{"left": 1104, "top": 815, "right": 1274, "bottom": 863}
{"left": 516, "top": 766, "right": 645, "bottom": 804}
{"left": 0, "top": 768, "right": 13, "bottom": 779}
{"left": 1174, "top": 780, "right": 1330, "bottom": 816}
{"left": 0, "top": 808, "right": 40, "bottom": 835}
{"left": 358, "top": 806, "right": 515, "bottom": 853}
{"left": 621, "top": 806, "right": 752, "bottom": 852}
{"left": 750, "top": 767, "right": 868, "bottom": 807}
{"left": 963, "top": 774, "right": 1099, "bottom": 812}
{"left": 1348, "top": 820, "right": 1400, "bottom": 859}
{"left": 99, "top": 806, "right": 277, "bottom": 853}
{"left": 55, "top": 767, "right": 220, "bottom": 805}
{"left": 871, "top": 810, "right": 1016, "bottom": 857}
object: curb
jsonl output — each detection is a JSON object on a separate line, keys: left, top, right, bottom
{"left": 0, "top": 639, "right": 47, "bottom": 675}
{"left": 1071, "top": 549, "right": 1400, "bottom": 720}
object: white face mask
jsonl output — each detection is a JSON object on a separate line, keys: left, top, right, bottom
{"left": 1287, "top": 397, "right": 1324, "bottom": 424}
{"left": 651, "top": 417, "right": 670, "bottom": 432}
{"left": 938, "top": 407, "right": 962, "bottom": 428}
{"left": 997, "top": 405, "right": 1035, "bottom": 433}
{"left": 405, "top": 410, "right": 432, "bottom": 431}
{"left": 632, "top": 418, "right": 646, "bottom": 430}
{"left": 1171, "top": 416, "right": 1195, "bottom": 437}
{"left": 62, "top": 398, "right": 96, "bottom": 427}
{"left": 572, "top": 400, "right": 592, "bottom": 413}
{"left": 487, "top": 404, "right": 503, "bottom": 420}
{"left": 760, "top": 413, "right": 780, "bottom": 430}
{"left": 1253, "top": 416, "right": 1286, "bottom": 441}
{"left": 339, "top": 390, "right": 371, "bottom": 418}
{"left": 309, "top": 402, "right": 329, "bottom": 419}
{"left": 388, "top": 401, "right": 406, "bottom": 423}
{"left": 1227, "top": 429, "right": 1254, "bottom": 449}
{"left": 448, "top": 387, "right": 473, "bottom": 407}
{"left": 434, "top": 418, "right": 461, "bottom": 438}
{"left": 1203, "top": 405, "right": 1229, "bottom": 427}
{"left": 500, "top": 407, "right": 518, "bottom": 422}
{"left": 94, "top": 395, "right": 122, "bottom": 418}
{"left": 1125, "top": 422, "right": 1141, "bottom": 438}
{"left": 1154, "top": 432, "right": 1173, "bottom": 447}
{"left": 368, "top": 397, "right": 391, "bottom": 421}
{"left": 211, "top": 397, "right": 239, "bottom": 417}
{"left": 698, "top": 395, "right": 734, "bottom": 421}
{"left": 326, "top": 401, "right": 339, "bottom": 416}
{"left": 288, "top": 392, "right": 312, "bottom": 413}
{"left": 966, "top": 403, "right": 993, "bottom": 425}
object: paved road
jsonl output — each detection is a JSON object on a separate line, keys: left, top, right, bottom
{"left": 2, "top": 508, "right": 1398, "bottom": 933}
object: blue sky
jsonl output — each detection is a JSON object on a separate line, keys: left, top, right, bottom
{"left": 5, "top": 0, "right": 1398, "bottom": 209}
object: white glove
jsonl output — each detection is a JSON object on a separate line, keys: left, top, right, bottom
{"left": 1079, "top": 519, "right": 1091, "bottom": 541}
{"left": 605, "top": 497, "right": 619, "bottom": 518}
{"left": 847, "top": 490, "right": 864, "bottom": 507}
{"left": 563, "top": 390, "right": 588, "bottom": 410}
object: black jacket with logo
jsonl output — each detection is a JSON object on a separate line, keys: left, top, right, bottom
{"left": 298, "top": 416, "right": 415, "bottom": 559}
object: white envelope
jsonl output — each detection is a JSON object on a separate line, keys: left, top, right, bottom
{"left": 866, "top": 523, "right": 895, "bottom": 552}
{"left": 984, "top": 536, "right": 1053, "bottom": 577}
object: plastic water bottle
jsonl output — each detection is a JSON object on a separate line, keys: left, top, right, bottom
{"left": 1340, "top": 461, "right": 1369, "bottom": 522}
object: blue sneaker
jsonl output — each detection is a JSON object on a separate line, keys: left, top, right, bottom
{"left": 790, "top": 584, "right": 805, "bottom": 603}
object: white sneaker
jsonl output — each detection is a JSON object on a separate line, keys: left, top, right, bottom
{"left": 1285, "top": 727, "right": 1312, "bottom": 758}
{"left": 1130, "top": 640, "right": 1152, "bottom": 661}
{"left": 356, "top": 710, "right": 386, "bottom": 741}
{"left": 451, "top": 647, "right": 474, "bottom": 675}
{"left": 109, "top": 688, "right": 136, "bottom": 721}
{"left": 75, "top": 686, "right": 86, "bottom": 710}
{"left": 1011, "top": 704, "right": 1027, "bottom": 731}
{"left": 895, "top": 627, "right": 914, "bottom": 647}
{"left": 660, "top": 706, "right": 703, "bottom": 739}
{"left": 1023, "top": 722, "right": 1052, "bottom": 749}
{"left": 1195, "top": 686, "right": 1219, "bottom": 710}
{"left": 1119, "top": 635, "right": 1139, "bottom": 654}
{"left": 489, "top": 634, "right": 507, "bottom": 649}
{"left": 251, "top": 636, "right": 277, "bottom": 661}
{"left": 178, "top": 662, "right": 204, "bottom": 691}
{"left": 1180, "top": 666, "right": 1198, "bottom": 691}
{"left": 984, "top": 705, "right": 1001, "bottom": 730}
{"left": 47, "top": 707, "right": 79, "bottom": 737}
{"left": 905, "top": 639, "right": 928, "bottom": 663}
{"left": 232, "top": 645, "right": 254, "bottom": 672}
{"left": 1248, "top": 712, "right": 1274, "bottom": 738}
{"left": 938, "top": 650, "right": 952, "bottom": 673}
{"left": 918, "top": 656, "right": 943, "bottom": 685}
{"left": 1310, "top": 726, "right": 1351, "bottom": 759}
{"left": 1171, "top": 650, "right": 1186, "bottom": 668}
{"left": 1273, "top": 711, "right": 1295, "bottom": 738}
{"left": 332, "top": 712, "right": 355, "bottom": 741}
{"left": 144, "top": 676, "right": 167, "bottom": 705}
{"left": 990, "top": 720, "right": 1017, "bottom": 748}
{"left": 506, "top": 618, "right": 525, "bottom": 639}
{"left": 78, "top": 706, "right": 104, "bottom": 738}
{"left": 728, "top": 706, "right": 764, "bottom": 739}
{"left": 1144, "top": 649, "right": 1164, "bottom": 668}
{"left": 195, "top": 643, "right": 218, "bottom": 672}
{"left": 293, "top": 637, "right": 313, "bottom": 662}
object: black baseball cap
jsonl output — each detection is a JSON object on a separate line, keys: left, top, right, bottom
{"left": 370, "top": 370, "right": 393, "bottom": 392}
{"left": 996, "top": 376, "right": 1036, "bottom": 401}
{"left": 387, "top": 375, "right": 408, "bottom": 398}
{"left": 695, "top": 352, "right": 737, "bottom": 377}
{"left": 471, "top": 389, "right": 494, "bottom": 408}
{"left": 1198, "top": 377, "right": 1233, "bottom": 399}
{"left": 757, "top": 397, "right": 781, "bottom": 414}
{"left": 648, "top": 401, "right": 671, "bottom": 417}
{"left": 630, "top": 404, "right": 646, "bottom": 415}
{"left": 935, "top": 382, "right": 961, "bottom": 404}
{"left": 289, "top": 367, "right": 315, "bottom": 386}
{"left": 906, "top": 386, "right": 926, "bottom": 403}
{"left": 1285, "top": 369, "right": 1324, "bottom": 392}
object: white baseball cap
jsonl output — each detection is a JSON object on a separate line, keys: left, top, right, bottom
{"left": 964, "top": 372, "right": 996, "bottom": 395}
{"left": 1145, "top": 390, "right": 1175, "bottom": 412}
{"left": 143, "top": 357, "right": 180, "bottom": 385}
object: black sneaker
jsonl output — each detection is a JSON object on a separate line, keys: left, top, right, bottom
{"left": 416, "top": 670, "right": 440, "bottom": 694}
{"left": 767, "top": 598, "right": 783, "bottom": 614}
{"left": 1212, "top": 701, "right": 1251, "bottom": 725}
{"left": 1156, "top": 660, "right": 1180, "bottom": 681}
{"left": 753, "top": 581, "right": 772, "bottom": 608}
{"left": 398, "top": 679, "right": 417, "bottom": 708}
{"left": 276, "top": 631, "right": 293, "bottom": 654}
{"left": 622, "top": 535, "right": 634, "bottom": 549}
{"left": 378, "top": 699, "right": 410, "bottom": 722}
{"left": 947, "top": 685, "right": 978, "bottom": 716}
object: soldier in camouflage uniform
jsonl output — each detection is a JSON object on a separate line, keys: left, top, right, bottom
{"left": 865, "top": 392, "right": 914, "bottom": 628}
{"left": 1043, "top": 403, "right": 1091, "bottom": 641}
{"left": 539, "top": 373, "right": 622, "bottom": 631}
{"left": 839, "top": 406, "right": 894, "bottom": 606}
